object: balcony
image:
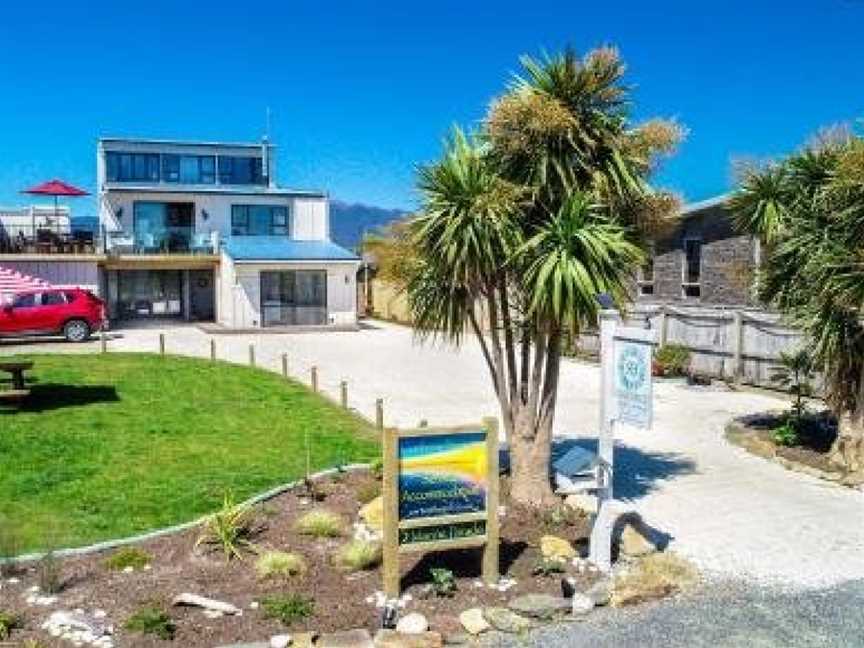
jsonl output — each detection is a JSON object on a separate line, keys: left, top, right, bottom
{"left": 105, "top": 229, "right": 220, "bottom": 256}
{"left": 0, "top": 224, "right": 100, "bottom": 255}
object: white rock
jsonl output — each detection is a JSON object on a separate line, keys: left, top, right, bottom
{"left": 459, "top": 608, "right": 491, "bottom": 635}
{"left": 122, "top": 566, "right": 134, "bottom": 573}
{"left": 7, "top": 577, "right": 20, "bottom": 584}
{"left": 571, "top": 593, "right": 595, "bottom": 616}
{"left": 250, "top": 601, "right": 260, "bottom": 609}
{"left": 270, "top": 634, "right": 291, "bottom": 648}
{"left": 93, "top": 609, "right": 107, "bottom": 619}
{"left": 173, "top": 592, "right": 241, "bottom": 615}
{"left": 395, "top": 612, "right": 429, "bottom": 634}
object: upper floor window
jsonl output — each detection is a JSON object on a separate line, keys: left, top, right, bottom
{"left": 106, "top": 152, "right": 160, "bottom": 182}
{"left": 637, "top": 246, "right": 655, "bottom": 296}
{"left": 231, "top": 205, "right": 289, "bottom": 236}
{"left": 162, "top": 155, "right": 216, "bottom": 184}
{"left": 219, "top": 156, "right": 264, "bottom": 185}
{"left": 683, "top": 238, "right": 702, "bottom": 298}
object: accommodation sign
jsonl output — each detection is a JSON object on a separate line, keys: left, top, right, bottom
{"left": 381, "top": 422, "right": 500, "bottom": 597}
{"left": 613, "top": 337, "right": 653, "bottom": 429}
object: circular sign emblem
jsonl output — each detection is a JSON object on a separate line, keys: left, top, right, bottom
{"left": 617, "top": 345, "right": 647, "bottom": 393}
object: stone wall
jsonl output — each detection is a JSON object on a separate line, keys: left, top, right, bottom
{"left": 639, "top": 203, "right": 756, "bottom": 307}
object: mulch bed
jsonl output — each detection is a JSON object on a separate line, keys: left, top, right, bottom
{"left": 2, "top": 470, "right": 596, "bottom": 647}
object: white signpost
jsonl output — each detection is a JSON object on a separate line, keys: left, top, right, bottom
{"left": 589, "top": 308, "right": 657, "bottom": 571}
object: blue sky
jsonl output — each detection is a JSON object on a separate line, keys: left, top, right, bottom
{"left": 0, "top": 1, "right": 862, "bottom": 214}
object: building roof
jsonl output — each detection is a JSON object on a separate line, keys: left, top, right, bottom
{"left": 102, "top": 184, "right": 326, "bottom": 198}
{"left": 682, "top": 193, "right": 731, "bottom": 216}
{"left": 99, "top": 136, "right": 274, "bottom": 149}
{"left": 225, "top": 237, "right": 360, "bottom": 262}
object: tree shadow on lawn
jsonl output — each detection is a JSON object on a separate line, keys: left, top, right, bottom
{"left": 0, "top": 383, "right": 119, "bottom": 414}
{"left": 550, "top": 438, "right": 697, "bottom": 502}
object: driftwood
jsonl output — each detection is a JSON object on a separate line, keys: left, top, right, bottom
{"left": 172, "top": 593, "right": 241, "bottom": 615}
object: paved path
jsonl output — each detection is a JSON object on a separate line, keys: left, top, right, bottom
{"left": 5, "top": 320, "right": 863, "bottom": 588}
{"left": 490, "top": 579, "right": 864, "bottom": 647}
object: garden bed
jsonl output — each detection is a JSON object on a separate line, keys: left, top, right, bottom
{"left": 725, "top": 411, "right": 861, "bottom": 486}
{"left": 0, "top": 470, "right": 605, "bottom": 647}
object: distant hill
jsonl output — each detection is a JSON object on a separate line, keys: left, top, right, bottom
{"left": 329, "top": 201, "right": 407, "bottom": 251}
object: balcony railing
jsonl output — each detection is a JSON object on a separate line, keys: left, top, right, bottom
{"left": 104, "top": 229, "right": 220, "bottom": 256}
{"left": 0, "top": 224, "right": 99, "bottom": 255}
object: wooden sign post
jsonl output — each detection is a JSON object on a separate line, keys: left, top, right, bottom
{"left": 382, "top": 418, "right": 500, "bottom": 599}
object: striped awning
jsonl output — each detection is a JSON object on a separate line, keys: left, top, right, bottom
{"left": 0, "top": 266, "right": 54, "bottom": 301}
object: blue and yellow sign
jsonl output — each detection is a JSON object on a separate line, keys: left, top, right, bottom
{"left": 398, "top": 432, "right": 488, "bottom": 520}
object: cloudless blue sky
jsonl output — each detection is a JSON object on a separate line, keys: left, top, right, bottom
{"left": 0, "top": 1, "right": 862, "bottom": 214}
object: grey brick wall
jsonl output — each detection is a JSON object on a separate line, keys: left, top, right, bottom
{"left": 637, "top": 203, "right": 756, "bottom": 307}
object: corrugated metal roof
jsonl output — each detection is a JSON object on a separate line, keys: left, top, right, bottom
{"left": 682, "top": 193, "right": 731, "bottom": 215}
{"left": 225, "top": 237, "right": 360, "bottom": 262}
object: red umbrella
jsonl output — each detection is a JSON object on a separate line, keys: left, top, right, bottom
{"left": 22, "top": 179, "right": 90, "bottom": 237}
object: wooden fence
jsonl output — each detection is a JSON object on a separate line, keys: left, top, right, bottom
{"left": 578, "top": 304, "right": 805, "bottom": 387}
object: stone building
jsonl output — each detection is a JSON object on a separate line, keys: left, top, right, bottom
{"left": 635, "top": 194, "right": 758, "bottom": 307}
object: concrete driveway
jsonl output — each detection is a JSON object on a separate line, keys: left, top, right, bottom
{"left": 4, "top": 320, "right": 863, "bottom": 589}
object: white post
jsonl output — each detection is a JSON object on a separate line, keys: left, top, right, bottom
{"left": 590, "top": 308, "right": 620, "bottom": 572}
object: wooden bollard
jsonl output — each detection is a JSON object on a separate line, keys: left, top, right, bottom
{"left": 159, "top": 333, "right": 165, "bottom": 356}
{"left": 210, "top": 339, "right": 216, "bottom": 361}
{"left": 311, "top": 366, "right": 319, "bottom": 392}
{"left": 282, "top": 353, "right": 288, "bottom": 378}
{"left": 340, "top": 381, "right": 348, "bottom": 408}
{"left": 100, "top": 329, "right": 107, "bottom": 353}
{"left": 376, "top": 398, "right": 384, "bottom": 431}
{"left": 249, "top": 344, "right": 255, "bottom": 367}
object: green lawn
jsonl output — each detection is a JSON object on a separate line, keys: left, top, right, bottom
{"left": 0, "top": 353, "right": 380, "bottom": 553}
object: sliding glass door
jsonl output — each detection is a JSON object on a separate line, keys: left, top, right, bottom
{"left": 261, "top": 270, "right": 326, "bottom": 326}
{"left": 133, "top": 202, "right": 194, "bottom": 252}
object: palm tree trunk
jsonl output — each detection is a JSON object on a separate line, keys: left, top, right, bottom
{"left": 830, "top": 365, "right": 864, "bottom": 474}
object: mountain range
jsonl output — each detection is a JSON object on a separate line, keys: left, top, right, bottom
{"left": 329, "top": 200, "right": 407, "bottom": 251}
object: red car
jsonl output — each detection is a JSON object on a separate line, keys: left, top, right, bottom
{"left": 0, "top": 288, "right": 106, "bottom": 342}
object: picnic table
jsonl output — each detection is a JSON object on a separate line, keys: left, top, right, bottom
{"left": 0, "top": 360, "right": 33, "bottom": 400}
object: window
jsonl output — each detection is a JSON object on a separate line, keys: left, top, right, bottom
{"left": 683, "top": 239, "right": 701, "bottom": 298}
{"left": 161, "top": 155, "right": 216, "bottom": 184}
{"left": 218, "top": 156, "right": 264, "bottom": 185}
{"left": 12, "top": 293, "right": 36, "bottom": 308}
{"left": 40, "top": 292, "right": 66, "bottom": 306}
{"left": 638, "top": 249, "right": 655, "bottom": 296}
{"left": 231, "top": 205, "right": 290, "bottom": 236}
{"left": 260, "top": 270, "right": 326, "bottom": 326}
{"left": 105, "top": 152, "right": 160, "bottom": 182}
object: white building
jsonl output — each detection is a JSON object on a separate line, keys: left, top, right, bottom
{"left": 94, "top": 137, "right": 360, "bottom": 328}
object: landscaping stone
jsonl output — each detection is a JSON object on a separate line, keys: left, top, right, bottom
{"left": 292, "top": 632, "right": 317, "bottom": 648}
{"left": 540, "top": 535, "right": 577, "bottom": 561}
{"left": 395, "top": 611, "right": 429, "bottom": 634}
{"left": 443, "top": 633, "right": 471, "bottom": 645}
{"left": 482, "top": 607, "right": 533, "bottom": 633}
{"left": 564, "top": 492, "right": 598, "bottom": 515}
{"left": 571, "top": 593, "right": 595, "bottom": 616}
{"left": 214, "top": 643, "right": 268, "bottom": 648}
{"left": 270, "top": 634, "right": 292, "bottom": 648}
{"left": 173, "top": 592, "right": 241, "bottom": 615}
{"left": 458, "top": 607, "right": 490, "bottom": 635}
{"left": 318, "top": 629, "right": 375, "bottom": 648}
{"left": 41, "top": 610, "right": 113, "bottom": 648}
{"left": 374, "top": 629, "right": 443, "bottom": 647}
{"left": 620, "top": 523, "right": 657, "bottom": 557}
{"left": 360, "top": 496, "right": 384, "bottom": 532}
{"left": 507, "top": 593, "right": 571, "bottom": 620}
{"left": 584, "top": 577, "right": 613, "bottom": 606}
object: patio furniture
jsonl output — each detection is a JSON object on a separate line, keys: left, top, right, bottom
{"left": 0, "top": 360, "right": 34, "bottom": 401}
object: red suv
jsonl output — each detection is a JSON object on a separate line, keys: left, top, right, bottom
{"left": 0, "top": 288, "right": 106, "bottom": 342}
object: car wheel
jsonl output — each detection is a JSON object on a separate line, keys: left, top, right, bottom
{"left": 63, "top": 319, "right": 91, "bottom": 343}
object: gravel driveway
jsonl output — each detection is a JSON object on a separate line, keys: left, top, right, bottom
{"left": 5, "top": 320, "right": 863, "bottom": 589}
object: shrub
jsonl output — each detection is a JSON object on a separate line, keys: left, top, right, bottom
{"left": 611, "top": 552, "right": 698, "bottom": 607}
{"left": 369, "top": 457, "right": 384, "bottom": 480}
{"left": 0, "top": 610, "right": 22, "bottom": 640}
{"left": 430, "top": 567, "right": 457, "bottom": 597}
{"left": 261, "top": 594, "right": 315, "bottom": 626}
{"left": 356, "top": 480, "right": 382, "bottom": 504}
{"left": 773, "top": 420, "right": 799, "bottom": 447}
{"left": 334, "top": 539, "right": 382, "bottom": 572}
{"left": 196, "top": 491, "right": 256, "bottom": 561}
{"left": 295, "top": 510, "right": 343, "bottom": 538}
{"left": 104, "top": 547, "right": 151, "bottom": 571}
{"left": 124, "top": 605, "right": 176, "bottom": 640}
{"left": 532, "top": 557, "right": 566, "bottom": 577}
{"left": 654, "top": 344, "right": 691, "bottom": 377}
{"left": 37, "top": 551, "right": 62, "bottom": 594}
{"left": 255, "top": 551, "right": 306, "bottom": 579}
